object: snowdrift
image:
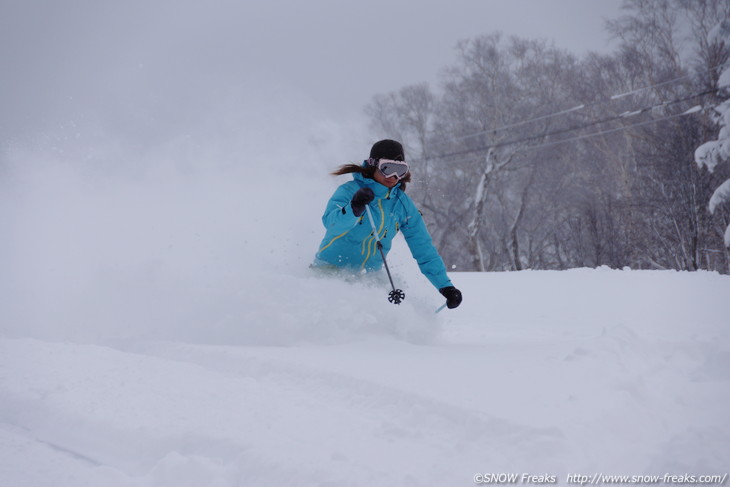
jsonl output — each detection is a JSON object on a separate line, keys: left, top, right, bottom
{"left": 1, "top": 268, "right": 728, "bottom": 486}
{"left": 1, "top": 85, "right": 727, "bottom": 486}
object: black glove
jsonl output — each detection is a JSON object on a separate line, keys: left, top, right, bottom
{"left": 439, "top": 286, "right": 462, "bottom": 309}
{"left": 350, "top": 187, "right": 374, "bottom": 217}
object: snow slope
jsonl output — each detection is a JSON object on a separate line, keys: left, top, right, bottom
{"left": 1, "top": 268, "right": 728, "bottom": 486}
{"left": 1, "top": 87, "right": 728, "bottom": 485}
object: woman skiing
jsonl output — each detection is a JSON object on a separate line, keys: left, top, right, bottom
{"left": 313, "top": 139, "right": 462, "bottom": 309}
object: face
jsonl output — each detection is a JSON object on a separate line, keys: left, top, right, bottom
{"left": 373, "top": 168, "right": 400, "bottom": 188}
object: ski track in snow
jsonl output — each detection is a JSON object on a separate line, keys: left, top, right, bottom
{"left": 0, "top": 338, "right": 566, "bottom": 486}
{"left": 1, "top": 269, "right": 729, "bottom": 486}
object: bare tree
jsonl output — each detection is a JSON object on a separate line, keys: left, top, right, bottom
{"left": 364, "top": 1, "right": 730, "bottom": 273}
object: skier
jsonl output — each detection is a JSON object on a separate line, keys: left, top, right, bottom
{"left": 313, "top": 139, "right": 462, "bottom": 309}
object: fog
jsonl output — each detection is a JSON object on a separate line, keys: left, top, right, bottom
{"left": 1, "top": 0, "right": 622, "bottom": 137}
{"left": 1, "top": 0, "right": 622, "bottom": 341}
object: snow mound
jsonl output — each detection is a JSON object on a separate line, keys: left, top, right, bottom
{"left": 1, "top": 268, "right": 729, "bottom": 486}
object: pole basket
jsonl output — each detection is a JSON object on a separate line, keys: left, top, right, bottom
{"left": 388, "top": 289, "right": 406, "bottom": 304}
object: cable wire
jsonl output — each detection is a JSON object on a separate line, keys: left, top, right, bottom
{"left": 427, "top": 84, "right": 725, "bottom": 161}
{"left": 442, "top": 63, "right": 725, "bottom": 144}
{"left": 512, "top": 104, "right": 703, "bottom": 154}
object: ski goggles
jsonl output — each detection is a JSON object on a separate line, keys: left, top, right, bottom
{"left": 372, "top": 158, "right": 410, "bottom": 180}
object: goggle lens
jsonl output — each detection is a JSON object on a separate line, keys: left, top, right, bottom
{"left": 377, "top": 159, "right": 409, "bottom": 180}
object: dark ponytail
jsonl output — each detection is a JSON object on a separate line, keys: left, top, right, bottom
{"left": 331, "top": 163, "right": 376, "bottom": 178}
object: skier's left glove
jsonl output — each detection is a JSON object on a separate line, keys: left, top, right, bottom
{"left": 439, "top": 286, "right": 462, "bottom": 309}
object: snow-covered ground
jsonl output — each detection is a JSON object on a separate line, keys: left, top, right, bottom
{"left": 1, "top": 267, "right": 728, "bottom": 486}
{"left": 2, "top": 89, "right": 728, "bottom": 485}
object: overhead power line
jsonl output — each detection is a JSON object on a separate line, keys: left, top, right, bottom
{"left": 423, "top": 106, "right": 704, "bottom": 169}
{"left": 444, "top": 63, "right": 725, "bottom": 144}
{"left": 427, "top": 84, "right": 725, "bottom": 162}
{"left": 513, "top": 104, "right": 703, "bottom": 154}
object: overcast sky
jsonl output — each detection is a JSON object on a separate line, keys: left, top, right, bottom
{"left": 0, "top": 0, "right": 625, "bottom": 146}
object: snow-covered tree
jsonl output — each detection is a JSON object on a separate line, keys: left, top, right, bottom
{"left": 695, "top": 19, "right": 730, "bottom": 247}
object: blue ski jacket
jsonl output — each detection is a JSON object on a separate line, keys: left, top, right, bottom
{"left": 314, "top": 171, "right": 453, "bottom": 290}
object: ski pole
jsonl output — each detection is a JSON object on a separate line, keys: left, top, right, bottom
{"left": 364, "top": 204, "right": 405, "bottom": 304}
{"left": 435, "top": 302, "right": 447, "bottom": 314}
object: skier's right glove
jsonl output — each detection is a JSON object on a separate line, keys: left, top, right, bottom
{"left": 351, "top": 187, "right": 375, "bottom": 217}
{"left": 439, "top": 286, "right": 463, "bottom": 309}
